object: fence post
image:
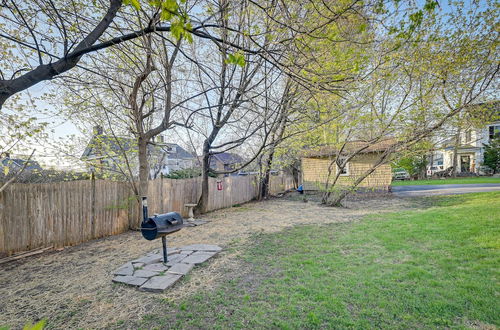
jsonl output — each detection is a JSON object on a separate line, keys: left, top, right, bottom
{"left": 90, "top": 170, "right": 96, "bottom": 239}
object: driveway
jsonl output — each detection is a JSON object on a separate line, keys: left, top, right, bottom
{"left": 392, "top": 183, "right": 500, "bottom": 197}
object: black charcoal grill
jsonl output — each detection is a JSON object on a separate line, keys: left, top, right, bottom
{"left": 140, "top": 197, "right": 186, "bottom": 263}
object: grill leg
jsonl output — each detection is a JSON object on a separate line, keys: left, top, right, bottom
{"left": 162, "top": 236, "right": 168, "bottom": 263}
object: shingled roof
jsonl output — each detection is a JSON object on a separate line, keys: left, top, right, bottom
{"left": 302, "top": 138, "right": 397, "bottom": 158}
{"left": 211, "top": 152, "right": 245, "bottom": 165}
{"left": 81, "top": 135, "right": 194, "bottom": 160}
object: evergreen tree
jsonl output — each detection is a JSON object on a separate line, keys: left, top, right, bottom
{"left": 483, "top": 137, "right": 500, "bottom": 174}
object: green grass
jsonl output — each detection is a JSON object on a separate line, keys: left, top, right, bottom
{"left": 133, "top": 192, "right": 500, "bottom": 329}
{"left": 392, "top": 176, "right": 500, "bottom": 186}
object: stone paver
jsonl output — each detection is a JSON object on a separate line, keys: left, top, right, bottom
{"left": 181, "top": 251, "right": 218, "bottom": 264}
{"left": 140, "top": 274, "right": 183, "bottom": 292}
{"left": 113, "top": 262, "right": 134, "bottom": 276}
{"left": 143, "top": 263, "right": 168, "bottom": 272}
{"left": 112, "top": 275, "right": 148, "bottom": 286}
{"left": 167, "top": 263, "right": 194, "bottom": 275}
{"left": 112, "top": 244, "right": 221, "bottom": 292}
{"left": 132, "top": 254, "right": 163, "bottom": 265}
{"left": 148, "top": 249, "right": 180, "bottom": 256}
{"left": 180, "top": 244, "right": 222, "bottom": 252}
{"left": 166, "top": 253, "right": 187, "bottom": 266}
{"left": 133, "top": 270, "right": 160, "bottom": 278}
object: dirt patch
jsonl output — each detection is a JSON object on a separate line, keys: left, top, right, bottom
{"left": 0, "top": 196, "right": 415, "bottom": 329}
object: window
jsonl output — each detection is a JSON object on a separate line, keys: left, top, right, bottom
{"left": 489, "top": 125, "right": 500, "bottom": 140}
{"left": 465, "top": 130, "right": 472, "bottom": 143}
{"left": 336, "top": 159, "right": 350, "bottom": 176}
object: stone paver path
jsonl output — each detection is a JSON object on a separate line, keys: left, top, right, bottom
{"left": 112, "top": 244, "right": 221, "bottom": 292}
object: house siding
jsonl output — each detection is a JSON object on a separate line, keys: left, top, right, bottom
{"left": 301, "top": 154, "right": 392, "bottom": 191}
{"left": 429, "top": 119, "right": 500, "bottom": 174}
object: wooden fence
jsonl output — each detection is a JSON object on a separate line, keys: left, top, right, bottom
{"left": 0, "top": 180, "right": 135, "bottom": 257}
{"left": 0, "top": 174, "right": 294, "bottom": 256}
{"left": 268, "top": 174, "right": 296, "bottom": 195}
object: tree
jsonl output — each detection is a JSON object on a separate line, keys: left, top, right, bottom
{"left": 56, "top": 6, "right": 202, "bottom": 218}
{"left": 483, "top": 137, "right": 500, "bottom": 174}
{"left": 190, "top": 0, "right": 285, "bottom": 213}
{"left": 281, "top": 0, "right": 499, "bottom": 206}
{"left": 0, "top": 0, "right": 208, "bottom": 108}
{"left": 0, "top": 0, "right": 432, "bottom": 109}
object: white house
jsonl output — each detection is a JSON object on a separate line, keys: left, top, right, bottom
{"left": 81, "top": 126, "right": 196, "bottom": 178}
{"left": 428, "top": 101, "right": 500, "bottom": 174}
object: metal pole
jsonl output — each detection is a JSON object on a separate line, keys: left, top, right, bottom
{"left": 141, "top": 196, "right": 148, "bottom": 224}
{"left": 162, "top": 236, "right": 168, "bottom": 263}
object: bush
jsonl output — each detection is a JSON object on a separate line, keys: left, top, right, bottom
{"left": 163, "top": 168, "right": 216, "bottom": 179}
{"left": 483, "top": 137, "right": 500, "bottom": 174}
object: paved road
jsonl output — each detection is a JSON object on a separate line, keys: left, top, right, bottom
{"left": 392, "top": 183, "right": 500, "bottom": 197}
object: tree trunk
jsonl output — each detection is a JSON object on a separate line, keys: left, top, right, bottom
{"left": 327, "top": 188, "right": 351, "bottom": 207}
{"left": 452, "top": 128, "right": 461, "bottom": 177}
{"left": 291, "top": 163, "right": 299, "bottom": 189}
{"left": 197, "top": 142, "right": 211, "bottom": 214}
{"left": 138, "top": 136, "right": 149, "bottom": 207}
{"left": 259, "top": 151, "right": 275, "bottom": 200}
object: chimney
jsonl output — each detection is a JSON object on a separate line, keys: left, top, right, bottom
{"left": 93, "top": 125, "right": 103, "bottom": 135}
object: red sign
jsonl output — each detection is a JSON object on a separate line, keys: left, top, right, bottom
{"left": 217, "top": 181, "right": 223, "bottom": 191}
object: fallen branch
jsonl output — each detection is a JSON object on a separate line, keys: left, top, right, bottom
{"left": 0, "top": 246, "right": 53, "bottom": 264}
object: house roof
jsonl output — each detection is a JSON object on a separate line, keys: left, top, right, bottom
{"left": 211, "top": 152, "right": 245, "bottom": 165}
{"left": 162, "top": 143, "right": 195, "bottom": 159}
{"left": 1, "top": 158, "right": 43, "bottom": 171}
{"left": 302, "top": 138, "right": 397, "bottom": 158}
{"left": 443, "top": 144, "right": 480, "bottom": 151}
{"left": 81, "top": 135, "right": 194, "bottom": 160}
{"left": 81, "top": 135, "right": 135, "bottom": 158}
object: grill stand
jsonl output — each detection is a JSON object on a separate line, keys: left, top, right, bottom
{"left": 162, "top": 236, "right": 168, "bottom": 263}
{"left": 143, "top": 196, "right": 169, "bottom": 264}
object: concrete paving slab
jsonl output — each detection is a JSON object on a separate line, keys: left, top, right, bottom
{"left": 113, "top": 262, "right": 134, "bottom": 276}
{"left": 167, "top": 263, "right": 194, "bottom": 275}
{"left": 143, "top": 263, "right": 168, "bottom": 272}
{"left": 166, "top": 253, "right": 187, "bottom": 266}
{"left": 181, "top": 251, "right": 218, "bottom": 264}
{"left": 133, "top": 270, "right": 160, "bottom": 278}
{"left": 132, "top": 263, "right": 145, "bottom": 269}
{"left": 132, "top": 254, "right": 163, "bottom": 265}
{"left": 113, "top": 275, "right": 148, "bottom": 286}
{"left": 180, "top": 244, "right": 222, "bottom": 252}
{"left": 140, "top": 273, "right": 183, "bottom": 292}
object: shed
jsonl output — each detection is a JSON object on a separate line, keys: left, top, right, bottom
{"left": 301, "top": 139, "right": 396, "bottom": 191}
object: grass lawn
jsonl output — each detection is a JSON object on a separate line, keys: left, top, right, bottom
{"left": 134, "top": 192, "right": 500, "bottom": 329}
{"left": 392, "top": 176, "right": 500, "bottom": 186}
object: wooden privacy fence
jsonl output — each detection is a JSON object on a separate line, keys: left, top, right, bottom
{"left": 0, "top": 180, "right": 136, "bottom": 257}
{"left": 139, "top": 175, "right": 261, "bottom": 228}
{"left": 268, "top": 174, "right": 296, "bottom": 195}
{"left": 0, "top": 174, "right": 294, "bottom": 256}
